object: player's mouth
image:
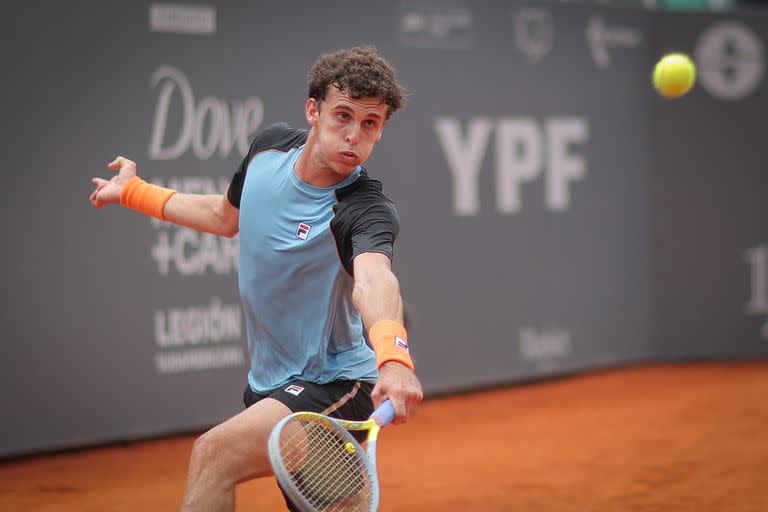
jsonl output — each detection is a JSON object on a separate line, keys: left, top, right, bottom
{"left": 339, "top": 151, "right": 358, "bottom": 162}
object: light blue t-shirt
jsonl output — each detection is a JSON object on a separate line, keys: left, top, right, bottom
{"left": 227, "top": 123, "right": 399, "bottom": 393}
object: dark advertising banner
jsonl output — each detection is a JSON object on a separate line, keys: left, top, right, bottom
{"left": 2, "top": 1, "right": 765, "bottom": 457}
{"left": 651, "top": 13, "right": 768, "bottom": 358}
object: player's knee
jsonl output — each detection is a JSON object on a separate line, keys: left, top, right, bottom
{"left": 190, "top": 430, "right": 234, "bottom": 477}
{"left": 191, "top": 428, "right": 247, "bottom": 482}
{"left": 190, "top": 432, "right": 217, "bottom": 467}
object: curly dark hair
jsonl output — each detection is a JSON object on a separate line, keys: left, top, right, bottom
{"left": 308, "top": 46, "right": 407, "bottom": 119}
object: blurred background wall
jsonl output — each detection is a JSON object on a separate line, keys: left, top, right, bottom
{"left": 2, "top": 0, "right": 766, "bottom": 458}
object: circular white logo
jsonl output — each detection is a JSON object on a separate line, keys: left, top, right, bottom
{"left": 514, "top": 8, "right": 554, "bottom": 63}
{"left": 695, "top": 22, "right": 764, "bottom": 101}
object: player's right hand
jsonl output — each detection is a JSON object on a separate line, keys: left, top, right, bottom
{"left": 372, "top": 361, "right": 423, "bottom": 425}
{"left": 90, "top": 156, "right": 138, "bottom": 208}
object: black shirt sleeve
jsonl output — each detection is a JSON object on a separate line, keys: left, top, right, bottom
{"left": 226, "top": 123, "right": 309, "bottom": 208}
{"left": 226, "top": 135, "right": 260, "bottom": 208}
{"left": 331, "top": 170, "right": 400, "bottom": 276}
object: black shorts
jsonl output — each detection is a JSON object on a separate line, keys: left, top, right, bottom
{"left": 243, "top": 379, "right": 375, "bottom": 435}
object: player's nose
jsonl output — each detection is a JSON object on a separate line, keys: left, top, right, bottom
{"left": 345, "top": 125, "right": 361, "bottom": 146}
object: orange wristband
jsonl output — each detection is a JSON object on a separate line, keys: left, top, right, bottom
{"left": 120, "top": 176, "right": 176, "bottom": 220}
{"left": 369, "top": 320, "right": 414, "bottom": 370}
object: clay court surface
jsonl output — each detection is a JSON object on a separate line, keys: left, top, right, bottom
{"left": 1, "top": 361, "right": 767, "bottom": 511}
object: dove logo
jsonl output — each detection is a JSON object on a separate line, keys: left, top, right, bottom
{"left": 149, "top": 66, "right": 264, "bottom": 160}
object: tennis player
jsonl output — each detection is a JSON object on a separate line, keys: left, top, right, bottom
{"left": 90, "top": 46, "right": 423, "bottom": 511}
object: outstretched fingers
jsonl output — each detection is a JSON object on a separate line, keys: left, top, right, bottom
{"left": 106, "top": 156, "right": 138, "bottom": 182}
{"left": 91, "top": 157, "right": 135, "bottom": 208}
{"left": 90, "top": 188, "right": 102, "bottom": 207}
{"left": 90, "top": 177, "right": 111, "bottom": 207}
{"left": 107, "top": 156, "right": 126, "bottom": 171}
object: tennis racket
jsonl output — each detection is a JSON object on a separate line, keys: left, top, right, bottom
{"left": 267, "top": 399, "right": 396, "bottom": 512}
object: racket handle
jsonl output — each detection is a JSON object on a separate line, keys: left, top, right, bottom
{"left": 371, "top": 399, "right": 396, "bottom": 427}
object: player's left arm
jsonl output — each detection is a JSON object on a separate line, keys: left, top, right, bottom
{"left": 352, "top": 252, "right": 423, "bottom": 424}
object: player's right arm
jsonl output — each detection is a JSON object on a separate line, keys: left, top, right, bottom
{"left": 90, "top": 156, "right": 239, "bottom": 237}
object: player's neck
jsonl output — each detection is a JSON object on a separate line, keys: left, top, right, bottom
{"left": 295, "top": 133, "right": 349, "bottom": 188}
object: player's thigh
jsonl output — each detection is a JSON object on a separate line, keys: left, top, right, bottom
{"left": 204, "top": 397, "right": 292, "bottom": 481}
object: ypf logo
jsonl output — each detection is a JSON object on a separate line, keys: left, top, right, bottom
{"left": 695, "top": 22, "right": 765, "bottom": 101}
{"left": 745, "top": 244, "right": 768, "bottom": 341}
{"left": 513, "top": 8, "right": 554, "bottom": 63}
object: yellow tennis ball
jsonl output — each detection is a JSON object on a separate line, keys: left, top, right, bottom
{"left": 343, "top": 442, "right": 356, "bottom": 454}
{"left": 653, "top": 53, "right": 696, "bottom": 98}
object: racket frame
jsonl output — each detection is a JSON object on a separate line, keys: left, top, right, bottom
{"left": 268, "top": 400, "right": 395, "bottom": 512}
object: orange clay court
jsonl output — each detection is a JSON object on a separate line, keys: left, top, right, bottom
{"left": 1, "top": 361, "right": 766, "bottom": 511}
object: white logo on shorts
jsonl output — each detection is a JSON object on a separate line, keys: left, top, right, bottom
{"left": 285, "top": 384, "right": 305, "bottom": 396}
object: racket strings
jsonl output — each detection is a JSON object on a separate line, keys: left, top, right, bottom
{"left": 284, "top": 421, "right": 369, "bottom": 509}
{"left": 282, "top": 422, "right": 368, "bottom": 511}
{"left": 279, "top": 418, "right": 372, "bottom": 511}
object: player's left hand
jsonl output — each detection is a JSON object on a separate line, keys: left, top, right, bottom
{"left": 90, "top": 156, "right": 138, "bottom": 208}
{"left": 372, "top": 362, "right": 423, "bottom": 425}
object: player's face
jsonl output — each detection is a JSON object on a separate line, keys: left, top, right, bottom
{"left": 307, "top": 88, "right": 387, "bottom": 175}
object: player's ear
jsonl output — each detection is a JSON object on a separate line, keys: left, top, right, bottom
{"left": 306, "top": 98, "right": 320, "bottom": 126}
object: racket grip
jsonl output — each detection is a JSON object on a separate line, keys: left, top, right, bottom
{"left": 371, "top": 399, "right": 396, "bottom": 427}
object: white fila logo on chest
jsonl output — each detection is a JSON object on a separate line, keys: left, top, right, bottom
{"left": 296, "top": 222, "right": 311, "bottom": 240}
